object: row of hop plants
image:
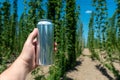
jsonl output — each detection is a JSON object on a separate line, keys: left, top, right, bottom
{"left": 0, "top": 0, "right": 83, "bottom": 80}
{"left": 87, "top": 0, "right": 120, "bottom": 79}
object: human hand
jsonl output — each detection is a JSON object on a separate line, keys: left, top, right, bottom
{"left": 18, "top": 28, "right": 38, "bottom": 72}
{"left": 0, "top": 28, "right": 38, "bottom": 80}
{"left": 54, "top": 42, "right": 57, "bottom": 52}
{"left": 18, "top": 28, "right": 57, "bottom": 72}
{"left": 0, "top": 28, "right": 57, "bottom": 80}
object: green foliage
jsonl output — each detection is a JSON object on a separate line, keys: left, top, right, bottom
{"left": 87, "top": 13, "right": 94, "bottom": 48}
{"left": 27, "top": 0, "right": 37, "bottom": 32}
{"left": 46, "top": 0, "right": 82, "bottom": 80}
{"left": 47, "top": 0, "right": 63, "bottom": 79}
{"left": 75, "top": 4, "right": 83, "bottom": 57}
{"left": 116, "top": 0, "right": 120, "bottom": 64}
{"left": 0, "top": 2, "right": 3, "bottom": 67}
{"left": 1, "top": 1, "right": 11, "bottom": 48}
{"left": 91, "top": 50, "right": 100, "bottom": 61}
{"left": 1, "top": 0, "right": 120, "bottom": 79}
{"left": 0, "top": 3, "right": 2, "bottom": 43}
{"left": 66, "top": 0, "right": 77, "bottom": 69}
{"left": 0, "top": 0, "right": 81, "bottom": 80}
{"left": 92, "top": 0, "right": 108, "bottom": 49}
{"left": 116, "top": 0, "right": 120, "bottom": 45}
{"left": 10, "top": 0, "right": 18, "bottom": 56}
{"left": 76, "top": 20, "right": 83, "bottom": 57}
{"left": 0, "top": 1, "right": 12, "bottom": 73}
{"left": 88, "top": 0, "right": 120, "bottom": 79}
{"left": 31, "top": 67, "right": 46, "bottom": 80}
{"left": 105, "top": 63, "right": 120, "bottom": 79}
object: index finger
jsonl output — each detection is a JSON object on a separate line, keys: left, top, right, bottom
{"left": 28, "top": 28, "right": 38, "bottom": 42}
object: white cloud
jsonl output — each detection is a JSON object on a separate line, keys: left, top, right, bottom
{"left": 85, "top": 10, "right": 92, "bottom": 14}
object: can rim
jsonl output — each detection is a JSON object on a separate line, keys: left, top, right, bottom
{"left": 37, "top": 19, "right": 52, "bottom": 23}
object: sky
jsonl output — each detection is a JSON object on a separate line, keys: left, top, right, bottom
{"left": 0, "top": 0, "right": 117, "bottom": 41}
{"left": 76, "top": 0, "right": 117, "bottom": 42}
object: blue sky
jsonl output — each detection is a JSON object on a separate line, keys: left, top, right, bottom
{"left": 76, "top": 0, "right": 116, "bottom": 41}
{"left": 0, "top": 0, "right": 117, "bottom": 41}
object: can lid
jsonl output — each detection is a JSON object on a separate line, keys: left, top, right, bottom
{"left": 37, "top": 19, "right": 52, "bottom": 25}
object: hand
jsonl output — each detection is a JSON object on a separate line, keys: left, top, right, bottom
{"left": 0, "top": 28, "right": 57, "bottom": 80}
{"left": 54, "top": 42, "right": 57, "bottom": 52}
{"left": 18, "top": 28, "right": 38, "bottom": 72}
{"left": 0, "top": 28, "right": 38, "bottom": 80}
{"left": 19, "top": 28, "right": 57, "bottom": 72}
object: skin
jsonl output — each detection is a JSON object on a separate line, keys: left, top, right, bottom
{"left": 0, "top": 28, "right": 57, "bottom": 80}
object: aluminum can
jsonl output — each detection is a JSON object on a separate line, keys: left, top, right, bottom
{"left": 37, "top": 19, "right": 54, "bottom": 65}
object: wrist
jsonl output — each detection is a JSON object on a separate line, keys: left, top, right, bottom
{"left": 14, "top": 57, "right": 30, "bottom": 73}
{"left": 10, "top": 57, "right": 30, "bottom": 80}
{"left": 0, "top": 56, "right": 30, "bottom": 80}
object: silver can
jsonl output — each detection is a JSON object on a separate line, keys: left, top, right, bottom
{"left": 37, "top": 19, "right": 54, "bottom": 65}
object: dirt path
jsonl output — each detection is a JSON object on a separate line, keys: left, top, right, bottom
{"left": 26, "top": 48, "right": 115, "bottom": 80}
{"left": 66, "top": 48, "right": 115, "bottom": 80}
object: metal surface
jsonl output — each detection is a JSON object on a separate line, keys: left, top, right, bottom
{"left": 37, "top": 19, "right": 54, "bottom": 65}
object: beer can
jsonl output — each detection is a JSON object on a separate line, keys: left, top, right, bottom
{"left": 37, "top": 19, "right": 54, "bottom": 65}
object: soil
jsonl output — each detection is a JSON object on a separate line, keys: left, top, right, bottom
{"left": 66, "top": 48, "right": 115, "bottom": 80}
{"left": 26, "top": 48, "right": 116, "bottom": 80}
